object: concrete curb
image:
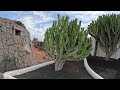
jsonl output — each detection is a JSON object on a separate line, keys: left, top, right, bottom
{"left": 84, "top": 58, "right": 104, "bottom": 79}
{"left": 3, "top": 58, "right": 104, "bottom": 79}
{"left": 3, "top": 61, "right": 54, "bottom": 79}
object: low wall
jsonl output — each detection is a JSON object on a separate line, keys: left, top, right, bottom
{"left": 3, "top": 60, "right": 54, "bottom": 79}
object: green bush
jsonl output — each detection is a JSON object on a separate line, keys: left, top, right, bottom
{"left": 44, "top": 15, "right": 92, "bottom": 71}
{"left": 88, "top": 14, "right": 120, "bottom": 61}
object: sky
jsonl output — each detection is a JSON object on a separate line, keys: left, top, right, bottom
{"left": 0, "top": 11, "right": 120, "bottom": 41}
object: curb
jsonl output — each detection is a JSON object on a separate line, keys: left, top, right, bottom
{"left": 84, "top": 58, "right": 104, "bottom": 79}
{"left": 3, "top": 60, "right": 54, "bottom": 79}
{"left": 3, "top": 58, "right": 104, "bottom": 79}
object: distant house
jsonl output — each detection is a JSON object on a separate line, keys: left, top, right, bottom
{"left": 32, "top": 38, "right": 44, "bottom": 51}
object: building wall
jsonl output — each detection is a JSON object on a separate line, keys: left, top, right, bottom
{"left": 0, "top": 17, "right": 35, "bottom": 72}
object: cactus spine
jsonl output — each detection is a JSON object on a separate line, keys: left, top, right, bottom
{"left": 44, "top": 15, "right": 92, "bottom": 71}
{"left": 88, "top": 14, "right": 120, "bottom": 61}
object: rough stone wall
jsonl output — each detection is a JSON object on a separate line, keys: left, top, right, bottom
{"left": 0, "top": 17, "right": 35, "bottom": 72}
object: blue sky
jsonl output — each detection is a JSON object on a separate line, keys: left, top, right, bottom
{"left": 0, "top": 11, "right": 120, "bottom": 41}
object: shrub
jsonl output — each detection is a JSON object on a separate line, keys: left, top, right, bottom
{"left": 44, "top": 15, "right": 92, "bottom": 71}
{"left": 88, "top": 14, "right": 120, "bottom": 61}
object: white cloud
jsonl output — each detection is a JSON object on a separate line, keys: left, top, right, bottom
{"left": 4, "top": 11, "right": 120, "bottom": 41}
{"left": 22, "top": 11, "right": 120, "bottom": 41}
{"left": 17, "top": 15, "right": 53, "bottom": 41}
{"left": 32, "top": 11, "right": 55, "bottom": 23}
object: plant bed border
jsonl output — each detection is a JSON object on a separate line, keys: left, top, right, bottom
{"left": 3, "top": 58, "right": 103, "bottom": 79}
{"left": 84, "top": 58, "right": 104, "bottom": 79}
{"left": 3, "top": 61, "right": 54, "bottom": 79}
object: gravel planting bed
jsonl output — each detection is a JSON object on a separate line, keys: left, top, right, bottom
{"left": 87, "top": 56, "right": 120, "bottom": 79}
{"left": 15, "top": 60, "right": 93, "bottom": 79}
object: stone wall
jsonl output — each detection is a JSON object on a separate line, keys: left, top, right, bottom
{"left": 0, "top": 17, "right": 35, "bottom": 72}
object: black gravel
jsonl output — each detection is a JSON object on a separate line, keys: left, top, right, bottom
{"left": 87, "top": 56, "right": 120, "bottom": 79}
{"left": 15, "top": 60, "right": 93, "bottom": 79}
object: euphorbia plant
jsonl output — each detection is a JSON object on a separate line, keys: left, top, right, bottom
{"left": 44, "top": 15, "right": 92, "bottom": 71}
{"left": 88, "top": 14, "right": 120, "bottom": 61}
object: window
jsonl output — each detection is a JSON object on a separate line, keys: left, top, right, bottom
{"left": 15, "top": 29, "right": 21, "bottom": 36}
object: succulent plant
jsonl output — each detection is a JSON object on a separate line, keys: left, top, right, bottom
{"left": 44, "top": 14, "right": 92, "bottom": 71}
{"left": 88, "top": 14, "right": 120, "bottom": 61}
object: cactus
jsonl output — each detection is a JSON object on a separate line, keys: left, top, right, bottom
{"left": 88, "top": 14, "right": 120, "bottom": 61}
{"left": 44, "top": 15, "right": 92, "bottom": 71}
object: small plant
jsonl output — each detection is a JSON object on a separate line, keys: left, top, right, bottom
{"left": 44, "top": 15, "right": 92, "bottom": 71}
{"left": 88, "top": 14, "right": 120, "bottom": 61}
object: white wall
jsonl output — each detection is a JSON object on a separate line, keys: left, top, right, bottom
{"left": 91, "top": 37, "right": 120, "bottom": 60}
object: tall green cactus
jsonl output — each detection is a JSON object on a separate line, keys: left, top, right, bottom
{"left": 88, "top": 14, "right": 120, "bottom": 61}
{"left": 44, "top": 15, "right": 92, "bottom": 71}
